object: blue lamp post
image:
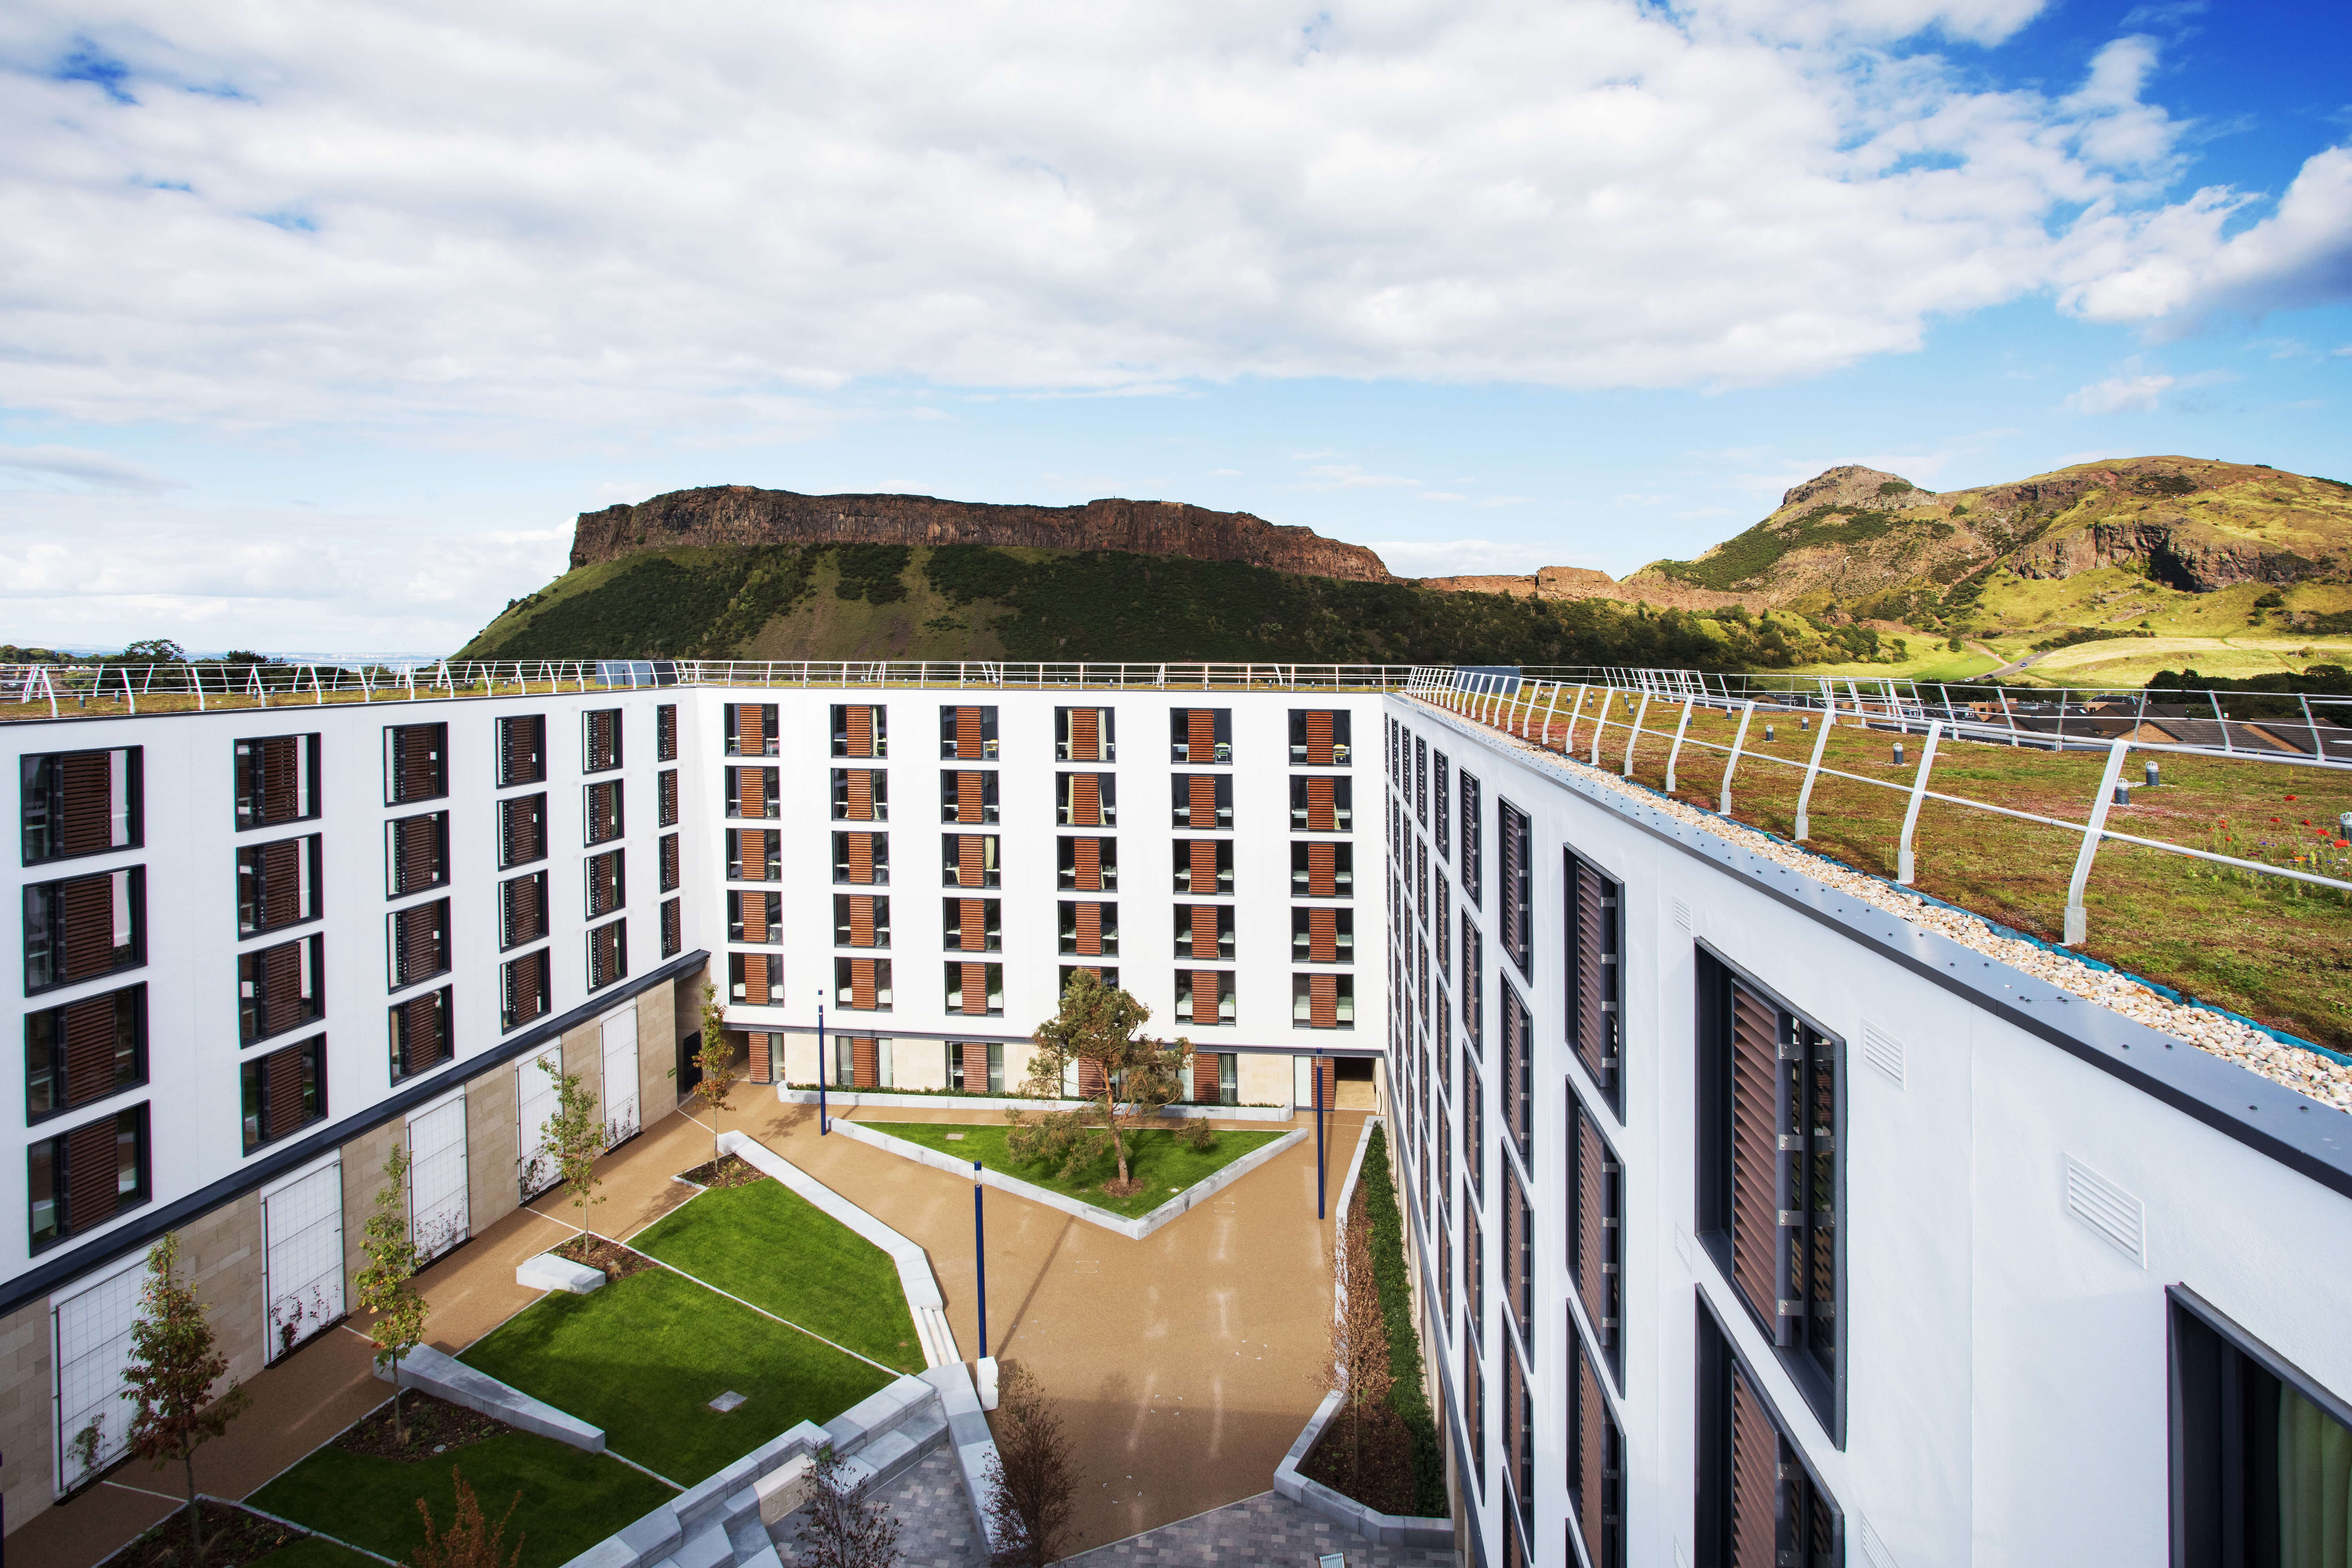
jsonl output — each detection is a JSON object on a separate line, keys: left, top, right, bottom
{"left": 817, "top": 991, "right": 829, "bottom": 1135}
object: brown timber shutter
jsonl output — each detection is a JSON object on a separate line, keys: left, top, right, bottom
{"left": 846, "top": 707, "right": 874, "bottom": 757}
{"left": 743, "top": 953, "right": 771, "bottom": 1004}
{"left": 512, "top": 875, "right": 541, "bottom": 940}
{"left": 1309, "top": 908, "right": 1338, "bottom": 962}
{"left": 1190, "top": 906, "right": 1218, "bottom": 961}
{"left": 1577, "top": 1344, "right": 1607, "bottom": 1557}
{"left": 1307, "top": 842, "right": 1336, "bottom": 897}
{"left": 848, "top": 896, "right": 874, "bottom": 945}
{"left": 962, "top": 1042, "right": 991, "bottom": 1087}
{"left": 956, "top": 707, "right": 982, "bottom": 759}
{"left": 1077, "top": 1058, "right": 1108, "bottom": 1098}
{"left": 742, "top": 704, "right": 766, "bottom": 754}
{"left": 956, "top": 836, "right": 983, "bottom": 887}
{"left": 1189, "top": 840, "right": 1218, "bottom": 893}
{"left": 503, "top": 717, "right": 539, "bottom": 782}
{"left": 1069, "top": 708, "right": 1099, "bottom": 760}
{"left": 399, "top": 993, "right": 448, "bottom": 1073}
{"left": 263, "top": 942, "right": 303, "bottom": 1032}
{"left": 956, "top": 772, "right": 982, "bottom": 823}
{"left": 398, "top": 727, "right": 438, "bottom": 800}
{"left": 1192, "top": 1052, "right": 1221, "bottom": 1102}
{"left": 1307, "top": 776, "right": 1335, "bottom": 831}
{"left": 1577, "top": 1105, "right": 1607, "bottom": 1336}
{"left": 744, "top": 895, "right": 770, "bottom": 942}
{"left": 261, "top": 737, "right": 298, "bottom": 822}
{"left": 1728, "top": 983, "right": 1785, "bottom": 1331}
{"left": 852, "top": 1036, "right": 878, "bottom": 1086}
{"left": 262, "top": 840, "right": 301, "bottom": 926}
{"left": 62, "top": 875, "right": 113, "bottom": 980}
{"left": 960, "top": 962, "right": 987, "bottom": 1013}
{"left": 1730, "top": 1367, "right": 1780, "bottom": 1568}
{"left": 1192, "top": 971, "right": 1220, "bottom": 1025}
{"left": 847, "top": 771, "right": 874, "bottom": 820}
{"left": 1188, "top": 776, "right": 1217, "bottom": 828}
{"left": 850, "top": 959, "right": 877, "bottom": 1011}
{"left": 748, "top": 1032, "right": 772, "bottom": 1082}
{"left": 1574, "top": 863, "right": 1617, "bottom": 1087}
{"left": 1507, "top": 1348, "right": 1527, "bottom": 1513}
{"left": 266, "top": 1045, "right": 308, "bottom": 1138}
{"left": 67, "top": 1120, "right": 118, "bottom": 1229}
{"left": 63, "top": 998, "right": 115, "bottom": 1105}
{"left": 1310, "top": 973, "right": 1338, "bottom": 1028}
{"left": 848, "top": 834, "right": 875, "bottom": 883}
{"left": 1187, "top": 710, "right": 1215, "bottom": 761}
{"left": 959, "top": 898, "right": 986, "bottom": 953}
{"left": 61, "top": 753, "right": 111, "bottom": 855}
{"left": 400, "top": 817, "right": 437, "bottom": 891}
{"left": 1306, "top": 711, "right": 1334, "bottom": 766}
{"left": 1073, "top": 839, "right": 1101, "bottom": 890}
{"left": 1075, "top": 904, "right": 1102, "bottom": 956}
{"left": 1504, "top": 1162, "right": 1528, "bottom": 1326}
{"left": 742, "top": 768, "right": 768, "bottom": 817}
{"left": 405, "top": 904, "right": 442, "bottom": 980}
{"left": 1071, "top": 774, "right": 1100, "bottom": 826}
{"left": 1314, "top": 1056, "right": 1336, "bottom": 1107}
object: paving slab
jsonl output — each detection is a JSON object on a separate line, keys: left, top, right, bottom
{"left": 1062, "top": 1489, "right": 1458, "bottom": 1568}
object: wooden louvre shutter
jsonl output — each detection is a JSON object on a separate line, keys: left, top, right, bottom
{"left": 63, "top": 998, "right": 115, "bottom": 1105}
{"left": 1305, "top": 711, "right": 1334, "bottom": 766}
{"left": 1313, "top": 1055, "right": 1336, "bottom": 1107}
{"left": 847, "top": 896, "right": 875, "bottom": 945}
{"left": 1074, "top": 904, "right": 1102, "bottom": 956}
{"left": 1189, "top": 840, "right": 1219, "bottom": 893}
{"left": 503, "top": 716, "right": 539, "bottom": 782}
{"left": 743, "top": 894, "right": 770, "bottom": 942}
{"left": 267, "top": 1044, "right": 309, "bottom": 1138}
{"left": 399, "top": 727, "right": 439, "bottom": 800}
{"left": 1071, "top": 774, "right": 1100, "bottom": 826}
{"left": 1188, "top": 775, "right": 1217, "bottom": 828}
{"left": 1190, "top": 971, "right": 1219, "bottom": 1026}
{"left": 960, "top": 962, "right": 987, "bottom": 1013}
{"left": 261, "top": 737, "right": 298, "bottom": 822}
{"left": 1069, "top": 708, "right": 1099, "bottom": 761}
{"left": 1728, "top": 983, "right": 1786, "bottom": 1334}
{"left": 404, "top": 904, "right": 442, "bottom": 980}
{"left": 67, "top": 1120, "right": 119, "bottom": 1229}
{"left": 850, "top": 959, "right": 877, "bottom": 1010}
{"left": 852, "top": 1036, "right": 879, "bottom": 1085}
{"left": 741, "top": 768, "right": 768, "bottom": 817}
{"left": 262, "top": 840, "right": 301, "bottom": 926}
{"left": 848, "top": 834, "right": 875, "bottom": 883}
{"left": 956, "top": 835, "right": 984, "bottom": 887}
{"left": 956, "top": 772, "right": 983, "bottom": 823}
{"left": 1307, "top": 776, "right": 1336, "bottom": 831}
{"left": 962, "top": 1042, "right": 991, "bottom": 1088}
{"left": 1310, "top": 973, "right": 1338, "bottom": 1027}
{"left": 1187, "top": 710, "right": 1215, "bottom": 762}
{"left": 846, "top": 770, "right": 873, "bottom": 820}
{"left": 1192, "top": 1051, "right": 1221, "bottom": 1102}
{"left": 1730, "top": 1367, "right": 1780, "bottom": 1568}
{"left": 1309, "top": 908, "right": 1338, "bottom": 962}
{"left": 958, "top": 898, "right": 986, "bottom": 953}
{"left": 956, "top": 707, "right": 982, "bottom": 759}
{"left": 1504, "top": 1161, "right": 1528, "bottom": 1328}
{"left": 1073, "top": 838, "right": 1101, "bottom": 890}
{"left": 511, "top": 875, "right": 541, "bottom": 943}
{"left": 741, "top": 704, "right": 766, "bottom": 755}
{"left": 1189, "top": 906, "right": 1216, "bottom": 961}
{"left": 1307, "top": 842, "right": 1336, "bottom": 896}
{"left": 400, "top": 993, "right": 448, "bottom": 1073}
{"left": 748, "top": 1032, "right": 772, "bottom": 1082}
{"left": 61, "top": 753, "right": 111, "bottom": 855}
{"left": 743, "top": 953, "right": 771, "bottom": 1004}
{"left": 263, "top": 942, "right": 303, "bottom": 1032}
{"left": 1577, "top": 1342, "right": 1607, "bottom": 1559}
{"left": 62, "top": 876, "right": 112, "bottom": 980}
{"left": 1575, "top": 1103, "right": 1608, "bottom": 1340}
{"left": 399, "top": 817, "right": 436, "bottom": 891}
{"left": 1573, "top": 861, "right": 1617, "bottom": 1087}
{"left": 846, "top": 707, "right": 873, "bottom": 757}
{"left": 1077, "top": 1058, "right": 1107, "bottom": 1098}
{"left": 1506, "top": 1348, "right": 1528, "bottom": 1517}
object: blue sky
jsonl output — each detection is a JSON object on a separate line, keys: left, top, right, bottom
{"left": 2, "top": 0, "right": 2347, "bottom": 653}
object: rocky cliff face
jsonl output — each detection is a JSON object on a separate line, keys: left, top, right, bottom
{"left": 570, "top": 485, "right": 1396, "bottom": 582}
{"left": 1418, "top": 565, "right": 1760, "bottom": 611}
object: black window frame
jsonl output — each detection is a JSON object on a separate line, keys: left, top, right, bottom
{"left": 21, "top": 746, "right": 143, "bottom": 866}
{"left": 25, "top": 984, "right": 146, "bottom": 1123}
{"left": 939, "top": 704, "right": 1002, "bottom": 760}
{"left": 1566, "top": 847, "right": 1625, "bottom": 1117}
{"left": 498, "top": 792, "right": 548, "bottom": 870}
{"left": 583, "top": 708, "right": 624, "bottom": 774}
{"left": 1434, "top": 751, "right": 1450, "bottom": 860}
{"left": 500, "top": 870, "right": 550, "bottom": 950}
{"left": 497, "top": 714, "right": 547, "bottom": 788}
{"left": 240, "top": 1035, "right": 327, "bottom": 1154}
{"left": 384, "top": 722, "right": 448, "bottom": 806}
{"left": 233, "top": 733, "right": 321, "bottom": 832}
{"left": 1498, "top": 799, "right": 1532, "bottom": 975}
{"left": 386, "top": 811, "right": 451, "bottom": 896}
{"left": 236, "top": 832, "right": 324, "bottom": 938}
{"left": 1694, "top": 1294, "right": 1844, "bottom": 1567}
{"left": 24, "top": 866, "right": 147, "bottom": 996}
{"left": 1460, "top": 770, "right": 1483, "bottom": 905}
{"left": 28, "top": 1102, "right": 150, "bottom": 1250}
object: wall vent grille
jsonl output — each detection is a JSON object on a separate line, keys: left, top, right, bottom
{"left": 2065, "top": 1156, "right": 2145, "bottom": 1265}
{"left": 1672, "top": 899, "right": 1691, "bottom": 931}
{"left": 1862, "top": 1023, "right": 1905, "bottom": 1088}
{"left": 1858, "top": 1515, "right": 1900, "bottom": 1568}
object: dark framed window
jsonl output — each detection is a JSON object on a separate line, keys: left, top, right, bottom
{"left": 1434, "top": 752, "right": 1451, "bottom": 859}
{"left": 1171, "top": 774, "right": 1231, "bottom": 830}
{"left": 1507, "top": 1347, "right": 1534, "bottom": 1547}
{"left": 586, "top": 848, "right": 625, "bottom": 918}
{"left": 1175, "top": 839, "right": 1234, "bottom": 895}
{"left": 660, "top": 897, "right": 681, "bottom": 958}
{"left": 498, "top": 714, "right": 546, "bottom": 786}
{"left": 1503, "top": 1157, "right": 1533, "bottom": 1348}
{"left": 1566, "top": 848, "right": 1624, "bottom": 1114}
{"left": 1570, "top": 1083, "right": 1625, "bottom": 1390}
{"left": 240, "top": 1036, "right": 325, "bottom": 1153}
{"left": 942, "top": 770, "right": 1000, "bottom": 825}
{"left": 239, "top": 933, "right": 324, "bottom": 1045}
{"left": 585, "top": 781, "right": 624, "bottom": 845}
{"left": 234, "top": 734, "right": 320, "bottom": 831}
{"left": 1289, "top": 775, "right": 1353, "bottom": 831}
{"left": 390, "top": 986, "right": 452, "bottom": 1078}
{"left": 725, "top": 702, "right": 777, "bottom": 757}
{"left": 1290, "top": 973, "right": 1354, "bottom": 1029}
{"left": 25, "top": 867, "right": 144, "bottom": 993}
{"left": 1414, "top": 735, "right": 1428, "bottom": 823}
{"left": 583, "top": 708, "right": 622, "bottom": 773}
{"left": 22, "top": 747, "right": 140, "bottom": 865}
{"left": 238, "top": 834, "right": 322, "bottom": 936}
{"left": 1462, "top": 914, "right": 1484, "bottom": 1053}
{"left": 731, "top": 951, "right": 780, "bottom": 1006}
{"left": 499, "top": 793, "right": 546, "bottom": 869}
{"left": 1288, "top": 709, "right": 1350, "bottom": 765}
{"left": 1695, "top": 1297, "right": 1842, "bottom": 1566}
{"left": 658, "top": 768, "right": 679, "bottom": 827}
{"left": 1060, "top": 901, "right": 1119, "bottom": 958}
{"left": 1498, "top": 800, "right": 1532, "bottom": 974}
{"left": 1173, "top": 904, "right": 1234, "bottom": 961}
{"left": 1464, "top": 1060, "right": 1486, "bottom": 1208}
{"left": 588, "top": 918, "right": 628, "bottom": 990}
{"left": 944, "top": 834, "right": 998, "bottom": 889}
{"left": 1289, "top": 840, "right": 1352, "bottom": 898}
{"left": 388, "top": 898, "right": 451, "bottom": 990}
{"left": 26, "top": 985, "right": 144, "bottom": 1121}
{"left": 1058, "top": 837, "right": 1116, "bottom": 891}
{"left": 387, "top": 812, "right": 449, "bottom": 895}
{"left": 29, "top": 1104, "right": 148, "bottom": 1248}
{"left": 655, "top": 702, "right": 677, "bottom": 762}
{"left": 1460, "top": 770, "right": 1482, "bottom": 904}
{"left": 1058, "top": 773, "right": 1116, "bottom": 828}
{"left": 940, "top": 705, "right": 1000, "bottom": 760}
{"left": 839, "top": 955, "right": 897, "bottom": 1009}
{"left": 501, "top": 871, "right": 548, "bottom": 949}
{"left": 944, "top": 897, "right": 1003, "bottom": 953}
{"left": 728, "top": 766, "right": 779, "bottom": 820}
{"left": 1466, "top": 1194, "right": 1486, "bottom": 1347}
{"left": 1290, "top": 906, "right": 1353, "bottom": 964}
{"left": 1501, "top": 977, "right": 1532, "bottom": 1167}
{"left": 833, "top": 831, "right": 889, "bottom": 885}
{"left": 1569, "top": 1325, "right": 1626, "bottom": 1568}
{"left": 1697, "top": 950, "right": 1842, "bottom": 1436}
{"left": 735, "top": 889, "right": 784, "bottom": 944}
{"left": 385, "top": 722, "right": 447, "bottom": 805}
{"left": 1171, "top": 708, "right": 1233, "bottom": 764}
{"left": 830, "top": 704, "right": 886, "bottom": 759}
{"left": 834, "top": 893, "right": 889, "bottom": 947}
{"left": 832, "top": 769, "right": 887, "bottom": 822}
{"left": 2171, "top": 1285, "right": 2352, "bottom": 1566}
{"left": 1055, "top": 706, "right": 1116, "bottom": 762}
{"left": 731, "top": 828, "right": 782, "bottom": 882}
{"left": 501, "top": 948, "right": 550, "bottom": 1032}
{"left": 1174, "top": 968, "right": 1234, "bottom": 1027}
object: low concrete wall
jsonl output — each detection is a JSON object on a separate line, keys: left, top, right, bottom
{"left": 376, "top": 1345, "right": 604, "bottom": 1453}
{"left": 777, "top": 1087, "right": 1292, "bottom": 1122}
{"left": 1273, "top": 1390, "right": 1455, "bottom": 1552}
{"left": 827, "top": 1119, "right": 1309, "bottom": 1241}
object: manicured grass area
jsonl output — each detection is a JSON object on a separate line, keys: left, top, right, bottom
{"left": 249, "top": 1429, "right": 672, "bottom": 1567}
{"left": 864, "top": 1121, "right": 1289, "bottom": 1217}
{"left": 459, "top": 1267, "right": 893, "bottom": 1485}
{"left": 629, "top": 1178, "right": 925, "bottom": 1373}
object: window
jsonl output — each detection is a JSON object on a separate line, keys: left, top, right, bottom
{"left": 501, "top": 949, "right": 550, "bottom": 1031}
{"left": 1466, "top": 1187, "right": 1486, "bottom": 1333}
{"left": 660, "top": 897, "right": 681, "bottom": 958}
{"left": 943, "top": 833, "right": 999, "bottom": 888}
{"left": 730, "top": 828, "right": 781, "bottom": 882}
{"left": 22, "top": 747, "right": 140, "bottom": 864}
{"left": 727, "top": 766, "right": 778, "bottom": 819}
{"left": 1464, "top": 1060, "right": 1486, "bottom": 1207}
{"left": 1566, "top": 850, "right": 1624, "bottom": 1112}
{"left": 1460, "top": 771, "right": 1483, "bottom": 905}
{"left": 1696, "top": 1301, "right": 1842, "bottom": 1566}
{"left": 1174, "top": 904, "right": 1235, "bottom": 960}
{"left": 237, "top": 834, "right": 321, "bottom": 936}
{"left": 1059, "top": 901, "right": 1118, "bottom": 957}
{"left": 944, "top": 897, "right": 1002, "bottom": 953}
{"left": 830, "top": 704, "right": 886, "bottom": 758}
{"left": 1502, "top": 977, "right": 1533, "bottom": 1167}
{"left": 387, "top": 812, "right": 450, "bottom": 894}
{"left": 1434, "top": 753, "right": 1450, "bottom": 858}
{"left": 588, "top": 918, "right": 628, "bottom": 990}
{"left": 388, "top": 898, "right": 451, "bottom": 989}
{"left": 1288, "top": 709, "right": 1350, "bottom": 766}
{"left": 1569, "top": 1085, "right": 1625, "bottom": 1389}
{"left": 584, "top": 781, "right": 624, "bottom": 845}
{"left": 389, "top": 986, "right": 452, "bottom": 1077}
{"left": 585, "top": 848, "right": 625, "bottom": 918}
{"left": 385, "top": 722, "right": 447, "bottom": 804}
{"left": 656, "top": 702, "right": 677, "bottom": 761}
{"left": 25, "top": 868, "right": 144, "bottom": 993}
{"left": 501, "top": 871, "right": 548, "bottom": 949}
{"left": 1291, "top": 907, "right": 1353, "bottom": 964}
{"left": 733, "top": 890, "right": 784, "bottom": 944}
{"left": 1189, "top": 1050, "right": 1238, "bottom": 1105}
{"left": 2171, "top": 1285, "right": 2352, "bottom": 1566}
{"left": 1462, "top": 915, "right": 1483, "bottom": 1052}
{"left": 657, "top": 768, "right": 679, "bottom": 827}
{"left": 234, "top": 734, "right": 320, "bottom": 830}
{"left": 1289, "top": 775, "right": 1353, "bottom": 831}
{"left": 833, "top": 831, "right": 889, "bottom": 885}
{"left": 833, "top": 893, "right": 889, "bottom": 947}
{"left": 1058, "top": 837, "right": 1116, "bottom": 891}
{"left": 1504, "top": 1157, "right": 1533, "bottom": 1347}
{"left": 240, "top": 1037, "right": 325, "bottom": 1153}
{"left": 726, "top": 702, "right": 779, "bottom": 757}
{"left": 1697, "top": 953, "right": 1842, "bottom": 1432}
{"left": 1569, "top": 1328, "right": 1626, "bottom": 1568}
{"left": 944, "top": 961, "right": 999, "bottom": 1015}
{"left": 1058, "top": 773, "right": 1115, "bottom": 827}
{"left": 731, "top": 951, "right": 780, "bottom": 1006}
{"left": 1175, "top": 969, "right": 1234, "bottom": 1027}
{"left": 1291, "top": 973, "right": 1354, "bottom": 1029}
{"left": 942, "top": 770, "right": 1000, "bottom": 824}
{"left": 1290, "top": 841, "right": 1352, "bottom": 897}
{"left": 659, "top": 832, "right": 680, "bottom": 892}
{"left": 499, "top": 793, "right": 546, "bottom": 868}
{"left": 1172, "top": 775, "right": 1232, "bottom": 830}
{"left": 26, "top": 985, "right": 144, "bottom": 1121}
{"left": 1436, "top": 878, "right": 1452, "bottom": 973}
{"left": 1171, "top": 708, "right": 1232, "bottom": 764}
{"left": 1507, "top": 1342, "right": 1533, "bottom": 1546}
{"left": 497, "top": 715, "right": 546, "bottom": 786}
{"left": 833, "top": 769, "right": 887, "bottom": 821}
{"left": 29, "top": 1105, "right": 147, "bottom": 1248}
{"left": 1415, "top": 735, "right": 1428, "bottom": 823}
{"left": 1174, "top": 839, "right": 1233, "bottom": 895}
{"left": 940, "top": 705, "right": 1000, "bottom": 760}
{"left": 1060, "top": 964, "right": 1120, "bottom": 993}
{"left": 1465, "top": 1314, "right": 1485, "bottom": 1497}
{"left": 948, "top": 1042, "right": 1006, "bottom": 1094}
{"left": 584, "top": 708, "right": 623, "bottom": 772}
{"left": 1055, "top": 706, "right": 1116, "bottom": 762}
{"left": 1417, "top": 837, "right": 1429, "bottom": 924}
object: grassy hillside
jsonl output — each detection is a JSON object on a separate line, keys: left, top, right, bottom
{"left": 460, "top": 541, "right": 1924, "bottom": 669}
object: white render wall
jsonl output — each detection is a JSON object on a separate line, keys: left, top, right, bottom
{"left": 1387, "top": 695, "right": 2352, "bottom": 1568}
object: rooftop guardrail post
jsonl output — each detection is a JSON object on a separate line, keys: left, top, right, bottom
{"left": 1719, "top": 702, "right": 1757, "bottom": 817}
{"left": 1792, "top": 702, "right": 1836, "bottom": 841}
{"left": 2300, "top": 693, "right": 2321, "bottom": 759}
{"left": 1621, "top": 692, "right": 1651, "bottom": 778}
{"left": 1664, "top": 699, "right": 1694, "bottom": 794}
{"left": 1896, "top": 720, "right": 1944, "bottom": 884}
{"left": 2063, "top": 739, "right": 2131, "bottom": 946}
{"left": 1562, "top": 686, "right": 1589, "bottom": 755}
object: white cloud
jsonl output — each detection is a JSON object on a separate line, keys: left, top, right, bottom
{"left": 0, "top": 443, "right": 182, "bottom": 493}
{"left": 1296, "top": 464, "right": 1421, "bottom": 491}
{"left": 2064, "top": 372, "right": 2174, "bottom": 414}
{"left": 1478, "top": 495, "right": 1532, "bottom": 508}
{"left": 1419, "top": 491, "right": 1469, "bottom": 501}
{"left": 1208, "top": 467, "right": 1243, "bottom": 477}
{"left": 1365, "top": 539, "right": 1591, "bottom": 578}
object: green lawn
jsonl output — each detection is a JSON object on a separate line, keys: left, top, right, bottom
{"left": 459, "top": 1267, "right": 893, "bottom": 1484}
{"left": 864, "top": 1121, "right": 1289, "bottom": 1217}
{"left": 249, "top": 1429, "right": 673, "bottom": 1567}
{"left": 629, "top": 1179, "right": 925, "bottom": 1373}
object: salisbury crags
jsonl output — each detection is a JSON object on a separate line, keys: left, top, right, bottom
{"left": 569, "top": 485, "right": 1397, "bottom": 583}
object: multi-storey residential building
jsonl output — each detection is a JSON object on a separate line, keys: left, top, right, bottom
{"left": 5, "top": 662, "right": 2349, "bottom": 1564}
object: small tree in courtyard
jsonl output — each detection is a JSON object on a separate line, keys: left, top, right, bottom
{"left": 1312, "top": 1208, "right": 1393, "bottom": 1488}
{"left": 355, "top": 1142, "right": 431, "bottom": 1446}
{"left": 122, "top": 1233, "right": 251, "bottom": 1557}
{"left": 792, "top": 1441, "right": 902, "bottom": 1568}
{"left": 540, "top": 1055, "right": 606, "bottom": 1236}
{"left": 413, "top": 1465, "right": 526, "bottom": 1568}
{"left": 1007, "top": 971, "right": 1189, "bottom": 1196}
{"left": 983, "top": 1361, "right": 1080, "bottom": 1567}
{"left": 696, "top": 979, "right": 741, "bottom": 1168}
